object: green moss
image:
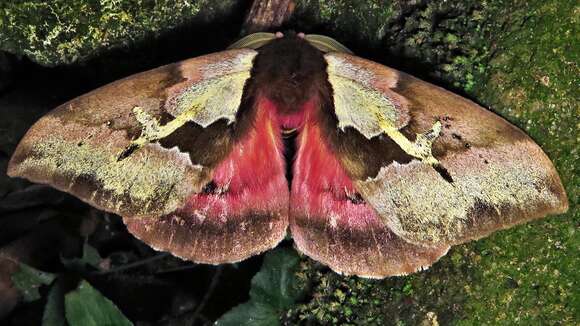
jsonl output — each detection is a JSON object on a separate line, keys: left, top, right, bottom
{"left": 295, "top": 0, "right": 395, "bottom": 45}
{"left": 0, "top": 0, "right": 237, "bottom": 66}
{"left": 286, "top": 248, "right": 471, "bottom": 325}
{"left": 461, "top": 218, "right": 577, "bottom": 324}
{"left": 295, "top": 0, "right": 491, "bottom": 91}
{"left": 472, "top": 0, "right": 579, "bottom": 210}
{"left": 461, "top": 1, "right": 579, "bottom": 321}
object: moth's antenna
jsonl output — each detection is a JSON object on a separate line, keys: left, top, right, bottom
{"left": 304, "top": 34, "right": 353, "bottom": 54}
{"left": 228, "top": 32, "right": 276, "bottom": 50}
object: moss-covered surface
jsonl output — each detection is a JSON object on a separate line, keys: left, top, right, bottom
{"left": 294, "top": 0, "right": 490, "bottom": 91}
{"left": 286, "top": 0, "right": 578, "bottom": 324}
{"left": 0, "top": 0, "right": 238, "bottom": 66}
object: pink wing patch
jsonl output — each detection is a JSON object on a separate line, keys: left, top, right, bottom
{"left": 125, "top": 98, "right": 289, "bottom": 264}
{"left": 183, "top": 100, "right": 287, "bottom": 220}
{"left": 289, "top": 102, "right": 448, "bottom": 277}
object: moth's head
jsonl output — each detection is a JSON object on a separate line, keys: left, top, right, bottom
{"left": 230, "top": 32, "right": 352, "bottom": 115}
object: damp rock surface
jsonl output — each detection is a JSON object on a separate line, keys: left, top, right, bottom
{"left": 0, "top": 0, "right": 239, "bottom": 66}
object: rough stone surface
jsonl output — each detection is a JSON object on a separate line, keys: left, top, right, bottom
{"left": 0, "top": 0, "right": 239, "bottom": 66}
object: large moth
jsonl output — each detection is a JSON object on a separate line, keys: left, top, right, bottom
{"left": 8, "top": 32, "right": 568, "bottom": 278}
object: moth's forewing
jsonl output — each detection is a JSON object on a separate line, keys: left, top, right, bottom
{"left": 8, "top": 49, "right": 290, "bottom": 264}
{"left": 324, "top": 52, "right": 568, "bottom": 248}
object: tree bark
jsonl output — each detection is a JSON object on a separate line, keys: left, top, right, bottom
{"left": 243, "top": 0, "right": 295, "bottom": 34}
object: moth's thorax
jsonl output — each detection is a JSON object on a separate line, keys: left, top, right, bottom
{"left": 250, "top": 36, "right": 328, "bottom": 130}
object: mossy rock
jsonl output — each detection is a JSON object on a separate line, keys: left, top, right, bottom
{"left": 0, "top": 0, "right": 239, "bottom": 66}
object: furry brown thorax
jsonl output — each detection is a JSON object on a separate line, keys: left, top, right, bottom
{"left": 250, "top": 35, "right": 329, "bottom": 120}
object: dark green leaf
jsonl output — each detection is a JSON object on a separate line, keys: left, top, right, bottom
{"left": 79, "top": 243, "right": 102, "bottom": 268}
{"left": 65, "top": 280, "right": 133, "bottom": 326}
{"left": 216, "top": 247, "right": 304, "bottom": 325}
{"left": 42, "top": 278, "right": 65, "bottom": 326}
{"left": 216, "top": 302, "right": 279, "bottom": 326}
{"left": 249, "top": 247, "right": 302, "bottom": 309}
{"left": 61, "top": 242, "right": 102, "bottom": 272}
{"left": 11, "top": 262, "right": 56, "bottom": 302}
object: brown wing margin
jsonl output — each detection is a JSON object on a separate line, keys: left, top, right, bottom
{"left": 8, "top": 49, "right": 290, "bottom": 264}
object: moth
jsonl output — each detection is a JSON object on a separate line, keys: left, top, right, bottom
{"left": 8, "top": 32, "right": 568, "bottom": 278}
